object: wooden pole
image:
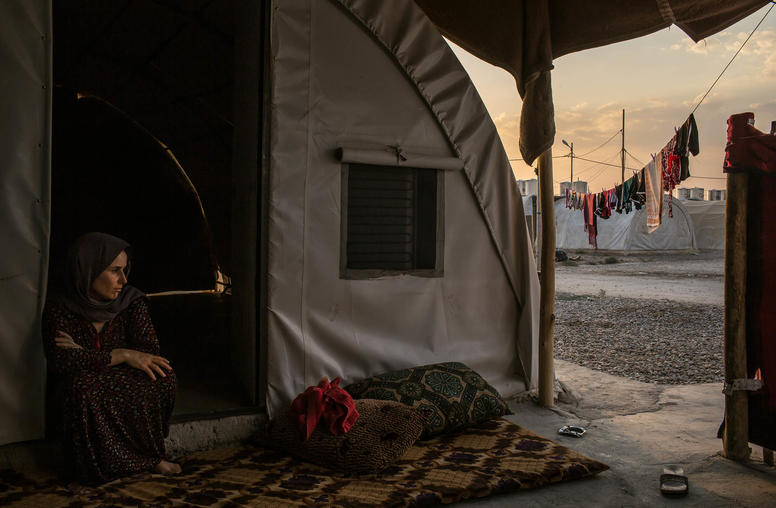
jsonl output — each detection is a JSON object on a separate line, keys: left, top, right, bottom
{"left": 723, "top": 171, "right": 750, "bottom": 461}
{"left": 537, "top": 149, "right": 555, "bottom": 407}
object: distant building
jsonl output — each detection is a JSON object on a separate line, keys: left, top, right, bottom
{"left": 516, "top": 178, "right": 538, "bottom": 196}
{"left": 559, "top": 180, "right": 588, "bottom": 195}
{"left": 678, "top": 187, "right": 705, "bottom": 200}
{"left": 708, "top": 189, "right": 727, "bottom": 201}
{"left": 573, "top": 181, "right": 588, "bottom": 194}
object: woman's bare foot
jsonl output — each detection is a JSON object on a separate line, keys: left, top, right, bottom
{"left": 154, "top": 459, "right": 182, "bottom": 475}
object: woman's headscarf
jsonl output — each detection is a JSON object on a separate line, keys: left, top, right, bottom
{"left": 57, "top": 232, "right": 145, "bottom": 322}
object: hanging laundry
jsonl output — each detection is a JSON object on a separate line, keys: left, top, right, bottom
{"left": 609, "top": 187, "right": 618, "bottom": 213}
{"left": 622, "top": 178, "right": 633, "bottom": 214}
{"left": 583, "top": 193, "right": 597, "bottom": 248}
{"left": 659, "top": 137, "right": 682, "bottom": 218}
{"left": 673, "top": 113, "right": 700, "bottom": 181}
{"left": 645, "top": 156, "right": 662, "bottom": 233}
{"left": 633, "top": 168, "right": 646, "bottom": 210}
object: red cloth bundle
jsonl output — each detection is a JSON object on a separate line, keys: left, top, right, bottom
{"left": 289, "top": 377, "right": 360, "bottom": 441}
{"left": 724, "top": 112, "right": 776, "bottom": 174}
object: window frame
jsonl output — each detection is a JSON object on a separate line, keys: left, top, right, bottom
{"left": 339, "top": 162, "right": 445, "bottom": 279}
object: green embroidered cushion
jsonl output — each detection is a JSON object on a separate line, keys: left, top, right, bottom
{"left": 345, "top": 362, "right": 512, "bottom": 439}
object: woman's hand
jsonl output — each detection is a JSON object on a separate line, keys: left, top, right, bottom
{"left": 110, "top": 348, "right": 172, "bottom": 381}
{"left": 55, "top": 330, "right": 84, "bottom": 350}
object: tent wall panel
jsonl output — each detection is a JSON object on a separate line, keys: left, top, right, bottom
{"left": 683, "top": 199, "right": 725, "bottom": 250}
{"left": 555, "top": 197, "right": 696, "bottom": 251}
{"left": 266, "top": 0, "right": 536, "bottom": 413}
{"left": 0, "top": 0, "right": 51, "bottom": 445}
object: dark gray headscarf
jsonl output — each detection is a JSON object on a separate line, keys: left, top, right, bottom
{"left": 58, "top": 232, "right": 145, "bottom": 322}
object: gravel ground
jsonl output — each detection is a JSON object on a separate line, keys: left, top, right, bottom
{"left": 554, "top": 292, "right": 724, "bottom": 384}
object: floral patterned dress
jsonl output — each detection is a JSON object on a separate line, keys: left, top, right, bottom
{"left": 42, "top": 298, "right": 176, "bottom": 484}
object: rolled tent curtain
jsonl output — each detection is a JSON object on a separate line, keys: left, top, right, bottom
{"left": 414, "top": 0, "right": 771, "bottom": 166}
{"left": 0, "top": 0, "right": 51, "bottom": 445}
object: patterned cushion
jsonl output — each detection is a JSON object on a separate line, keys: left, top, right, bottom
{"left": 345, "top": 362, "right": 512, "bottom": 438}
{"left": 267, "top": 399, "right": 426, "bottom": 474}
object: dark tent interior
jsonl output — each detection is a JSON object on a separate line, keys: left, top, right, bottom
{"left": 50, "top": 0, "right": 261, "bottom": 420}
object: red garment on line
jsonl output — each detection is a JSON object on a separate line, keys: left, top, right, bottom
{"left": 583, "top": 193, "right": 597, "bottom": 249}
{"left": 289, "top": 377, "right": 360, "bottom": 441}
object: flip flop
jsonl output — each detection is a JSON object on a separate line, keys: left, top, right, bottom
{"left": 660, "top": 465, "right": 688, "bottom": 497}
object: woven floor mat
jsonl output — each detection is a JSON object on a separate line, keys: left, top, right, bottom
{"left": 0, "top": 418, "right": 608, "bottom": 507}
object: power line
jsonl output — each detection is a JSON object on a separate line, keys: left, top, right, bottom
{"left": 576, "top": 129, "right": 623, "bottom": 158}
{"left": 572, "top": 149, "right": 622, "bottom": 176}
{"left": 688, "top": 2, "right": 775, "bottom": 115}
{"left": 625, "top": 149, "right": 645, "bottom": 167}
{"left": 574, "top": 155, "right": 641, "bottom": 171}
{"left": 508, "top": 155, "right": 568, "bottom": 162}
{"left": 508, "top": 129, "right": 623, "bottom": 162}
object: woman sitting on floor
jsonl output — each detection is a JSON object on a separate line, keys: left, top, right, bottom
{"left": 42, "top": 232, "right": 180, "bottom": 483}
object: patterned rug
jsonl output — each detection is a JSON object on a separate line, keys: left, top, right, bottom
{"left": 0, "top": 418, "right": 607, "bottom": 507}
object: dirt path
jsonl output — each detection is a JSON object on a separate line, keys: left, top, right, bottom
{"left": 554, "top": 250, "right": 723, "bottom": 305}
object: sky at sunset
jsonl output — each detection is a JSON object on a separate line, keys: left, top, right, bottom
{"left": 449, "top": 3, "right": 776, "bottom": 196}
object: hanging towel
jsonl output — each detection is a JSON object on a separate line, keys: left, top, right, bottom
{"left": 645, "top": 157, "right": 662, "bottom": 233}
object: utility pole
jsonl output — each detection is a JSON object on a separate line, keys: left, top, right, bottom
{"left": 621, "top": 109, "right": 626, "bottom": 185}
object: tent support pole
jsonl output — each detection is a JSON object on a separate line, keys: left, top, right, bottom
{"left": 723, "top": 171, "right": 750, "bottom": 461}
{"left": 537, "top": 149, "right": 555, "bottom": 407}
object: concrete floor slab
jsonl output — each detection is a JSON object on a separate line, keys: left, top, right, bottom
{"left": 457, "top": 360, "right": 776, "bottom": 507}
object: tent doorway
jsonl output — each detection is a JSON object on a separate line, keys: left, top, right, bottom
{"left": 49, "top": 1, "right": 265, "bottom": 420}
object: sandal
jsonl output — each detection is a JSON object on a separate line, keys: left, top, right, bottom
{"left": 660, "top": 465, "right": 688, "bottom": 497}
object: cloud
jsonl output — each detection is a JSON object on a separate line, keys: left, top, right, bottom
{"left": 723, "top": 29, "right": 776, "bottom": 56}
{"left": 762, "top": 50, "right": 776, "bottom": 79}
{"left": 670, "top": 29, "right": 776, "bottom": 82}
{"left": 670, "top": 37, "right": 724, "bottom": 55}
{"left": 492, "top": 112, "right": 519, "bottom": 133}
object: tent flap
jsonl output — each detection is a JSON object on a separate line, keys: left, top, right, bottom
{"left": 0, "top": 0, "right": 51, "bottom": 445}
{"left": 414, "top": 0, "right": 770, "bottom": 165}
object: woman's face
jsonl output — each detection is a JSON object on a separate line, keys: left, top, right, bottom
{"left": 90, "top": 251, "right": 128, "bottom": 301}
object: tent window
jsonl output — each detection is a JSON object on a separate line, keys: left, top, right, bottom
{"left": 341, "top": 163, "right": 443, "bottom": 277}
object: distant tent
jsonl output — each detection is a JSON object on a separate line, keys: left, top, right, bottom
{"left": 682, "top": 199, "right": 725, "bottom": 250}
{"left": 555, "top": 197, "right": 696, "bottom": 251}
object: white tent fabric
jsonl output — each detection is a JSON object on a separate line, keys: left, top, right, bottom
{"left": 0, "top": 0, "right": 51, "bottom": 445}
{"left": 682, "top": 199, "right": 725, "bottom": 250}
{"left": 266, "top": 0, "right": 539, "bottom": 414}
{"left": 555, "top": 197, "right": 696, "bottom": 251}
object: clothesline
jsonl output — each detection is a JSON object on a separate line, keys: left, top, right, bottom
{"left": 687, "top": 2, "right": 775, "bottom": 116}
{"left": 565, "top": 114, "right": 699, "bottom": 249}
{"left": 516, "top": 3, "right": 774, "bottom": 182}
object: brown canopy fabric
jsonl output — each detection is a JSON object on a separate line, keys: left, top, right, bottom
{"left": 415, "top": 0, "right": 771, "bottom": 165}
